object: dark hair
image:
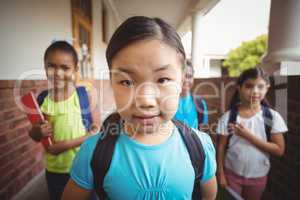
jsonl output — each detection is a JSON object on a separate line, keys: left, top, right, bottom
{"left": 229, "top": 67, "right": 271, "bottom": 109}
{"left": 44, "top": 41, "right": 78, "bottom": 66}
{"left": 186, "top": 59, "right": 195, "bottom": 75}
{"left": 106, "top": 16, "right": 186, "bottom": 68}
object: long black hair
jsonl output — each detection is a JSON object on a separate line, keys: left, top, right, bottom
{"left": 106, "top": 16, "right": 186, "bottom": 68}
{"left": 229, "top": 67, "right": 271, "bottom": 109}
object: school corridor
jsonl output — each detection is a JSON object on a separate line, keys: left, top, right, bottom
{"left": 1, "top": 0, "right": 300, "bottom": 200}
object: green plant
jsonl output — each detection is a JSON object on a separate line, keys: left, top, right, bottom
{"left": 223, "top": 34, "right": 267, "bottom": 77}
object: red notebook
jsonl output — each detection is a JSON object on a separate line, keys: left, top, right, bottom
{"left": 21, "top": 92, "right": 52, "bottom": 148}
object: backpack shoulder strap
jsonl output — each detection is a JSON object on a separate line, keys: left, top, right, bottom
{"left": 226, "top": 105, "right": 238, "bottom": 149}
{"left": 201, "top": 98, "right": 209, "bottom": 124}
{"left": 76, "top": 86, "right": 93, "bottom": 131}
{"left": 173, "top": 119, "right": 205, "bottom": 200}
{"left": 228, "top": 105, "right": 238, "bottom": 125}
{"left": 262, "top": 106, "right": 273, "bottom": 141}
{"left": 193, "top": 96, "right": 204, "bottom": 125}
{"left": 91, "top": 113, "right": 121, "bottom": 199}
{"left": 37, "top": 90, "right": 49, "bottom": 106}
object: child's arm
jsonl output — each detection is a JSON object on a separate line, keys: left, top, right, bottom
{"left": 46, "top": 136, "right": 86, "bottom": 155}
{"left": 201, "top": 176, "right": 217, "bottom": 200}
{"left": 197, "top": 132, "right": 217, "bottom": 200}
{"left": 46, "top": 86, "right": 101, "bottom": 155}
{"left": 46, "top": 131, "right": 96, "bottom": 155}
{"left": 62, "top": 179, "right": 92, "bottom": 200}
{"left": 230, "top": 123, "right": 285, "bottom": 157}
{"left": 216, "top": 135, "right": 229, "bottom": 188}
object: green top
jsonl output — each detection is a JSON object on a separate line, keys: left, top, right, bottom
{"left": 40, "top": 90, "right": 88, "bottom": 173}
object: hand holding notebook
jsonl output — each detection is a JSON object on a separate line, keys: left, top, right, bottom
{"left": 21, "top": 92, "right": 52, "bottom": 148}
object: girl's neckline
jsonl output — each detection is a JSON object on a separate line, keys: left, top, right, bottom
{"left": 120, "top": 126, "right": 176, "bottom": 150}
{"left": 238, "top": 109, "right": 263, "bottom": 120}
{"left": 48, "top": 88, "right": 76, "bottom": 103}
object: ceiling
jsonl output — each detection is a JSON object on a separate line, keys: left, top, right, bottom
{"left": 112, "top": 0, "right": 200, "bottom": 28}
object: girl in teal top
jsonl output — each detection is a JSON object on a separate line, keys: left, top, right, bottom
{"left": 174, "top": 60, "right": 209, "bottom": 130}
{"left": 62, "top": 16, "right": 217, "bottom": 200}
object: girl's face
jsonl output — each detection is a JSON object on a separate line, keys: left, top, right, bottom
{"left": 182, "top": 65, "right": 194, "bottom": 95}
{"left": 110, "top": 39, "right": 184, "bottom": 135}
{"left": 45, "top": 50, "right": 77, "bottom": 90}
{"left": 238, "top": 77, "right": 269, "bottom": 106}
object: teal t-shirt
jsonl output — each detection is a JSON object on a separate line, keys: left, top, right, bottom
{"left": 174, "top": 94, "right": 208, "bottom": 129}
{"left": 70, "top": 126, "right": 216, "bottom": 200}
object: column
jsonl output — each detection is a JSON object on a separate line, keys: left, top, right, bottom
{"left": 191, "top": 11, "right": 208, "bottom": 78}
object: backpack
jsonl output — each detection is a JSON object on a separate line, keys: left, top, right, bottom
{"left": 37, "top": 86, "right": 93, "bottom": 131}
{"left": 227, "top": 105, "right": 273, "bottom": 149}
{"left": 193, "top": 96, "right": 209, "bottom": 127}
{"left": 91, "top": 113, "right": 206, "bottom": 200}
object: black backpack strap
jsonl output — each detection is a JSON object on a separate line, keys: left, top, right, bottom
{"left": 91, "top": 113, "right": 122, "bottom": 199}
{"left": 226, "top": 105, "right": 238, "bottom": 149}
{"left": 193, "top": 96, "right": 204, "bottom": 125}
{"left": 37, "top": 90, "right": 49, "bottom": 106}
{"left": 91, "top": 117, "right": 206, "bottom": 199}
{"left": 262, "top": 106, "right": 273, "bottom": 141}
{"left": 173, "top": 120, "right": 205, "bottom": 200}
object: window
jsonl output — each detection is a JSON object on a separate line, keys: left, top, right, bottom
{"left": 72, "top": 0, "right": 92, "bottom": 22}
{"left": 71, "top": 0, "right": 93, "bottom": 79}
{"left": 209, "top": 58, "right": 225, "bottom": 77}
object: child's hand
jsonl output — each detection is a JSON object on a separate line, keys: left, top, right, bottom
{"left": 30, "top": 121, "right": 53, "bottom": 141}
{"left": 228, "top": 122, "right": 251, "bottom": 139}
{"left": 40, "top": 121, "right": 53, "bottom": 137}
{"left": 88, "top": 124, "right": 100, "bottom": 135}
{"left": 227, "top": 123, "right": 236, "bottom": 135}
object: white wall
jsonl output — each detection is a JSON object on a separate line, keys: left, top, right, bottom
{"left": 209, "top": 58, "right": 222, "bottom": 77}
{"left": 106, "top": 8, "right": 119, "bottom": 45}
{"left": 0, "top": 0, "right": 72, "bottom": 80}
{"left": 92, "top": 0, "right": 109, "bottom": 79}
{"left": 92, "top": 0, "right": 120, "bottom": 79}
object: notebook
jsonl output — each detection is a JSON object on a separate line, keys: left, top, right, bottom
{"left": 21, "top": 92, "right": 52, "bottom": 148}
